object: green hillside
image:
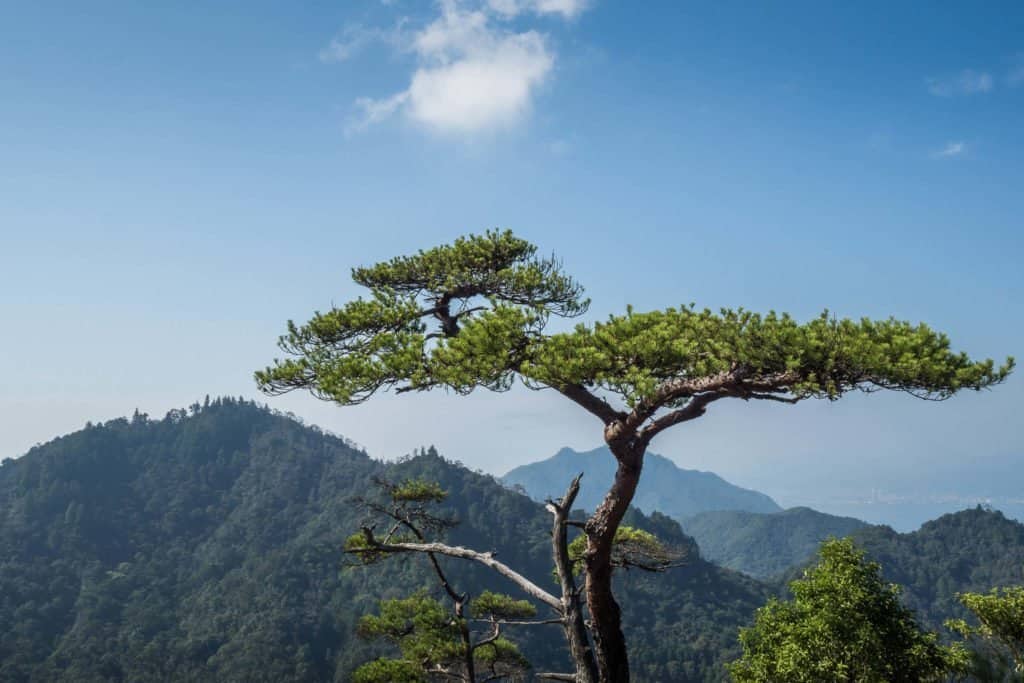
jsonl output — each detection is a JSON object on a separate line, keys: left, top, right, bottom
{"left": 765, "top": 506, "right": 1024, "bottom": 640}
{"left": 0, "top": 399, "right": 766, "bottom": 682}
{"left": 850, "top": 507, "right": 1024, "bottom": 633}
{"left": 4, "top": 399, "right": 1022, "bottom": 681}
{"left": 682, "top": 507, "right": 869, "bottom": 579}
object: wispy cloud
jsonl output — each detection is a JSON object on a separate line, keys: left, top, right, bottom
{"left": 486, "top": 0, "right": 588, "bottom": 19}
{"left": 319, "top": 22, "right": 405, "bottom": 63}
{"left": 926, "top": 69, "right": 993, "bottom": 97}
{"left": 320, "top": 27, "right": 372, "bottom": 63}
{"left": 332, "top": 0, "right": 587, "bottom": 136}
{"left": 931, "top": 141, "right": 968, "bottom": 159}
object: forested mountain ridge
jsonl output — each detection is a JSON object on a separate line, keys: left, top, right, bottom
{"left": 682, "top": 507, "right": 870, "bottom": 579}
{"left": 503, "top": 446, "right": 781, "bottom": 520}
{"left": 4, "top": 400, "right": 1022, "bottom": 681}
{"left": 762, "top": 506, "right": 1024, "bottom": 640}
{"left": 848, "top": 507, "right": 1024, "bottom": 633}
{"left": 0, "top": 399, "right": 768, "bottom": 682}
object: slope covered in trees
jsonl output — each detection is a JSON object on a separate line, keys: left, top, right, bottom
{"left": 503, "top": 446, "right": 781, "bottom": 519}
{"left": 4, "top": 400, "right": 1022, "bottom": 681}
{"left": 0, "top": 399, "right": 767, "bottom": 682}
{"left": 848, "top": 507, "right": 1024, "bottom": 634}
{"left": 682, "top": 507, "right": 870, "bottom": 579}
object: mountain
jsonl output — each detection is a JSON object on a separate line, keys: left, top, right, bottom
{"left": 764, "top": 506, "right": 1024, "bottom": 638}
{"left": 0, "top": 399, "right": 768, "bottom": 682}
{"left": 502, "top": 446, "right": 781, "bottom": 519}
{"left": 681, "top": 507, "right": 870, "bottom": 579}
{"left": 848, "top": 507, "right": 1024, "bottom": 633}
{"left": 6, "top": 401, "right": 1022, "bottom": 682}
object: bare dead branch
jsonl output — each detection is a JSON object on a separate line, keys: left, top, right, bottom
{"left": 549, "top": 474, "right": 599, "bottom": 683}
{"left": 469, "top": 617, "right": 565, "bottom": 626}
{"left": 350, "top": 528, "right": 561, "bottom": 611}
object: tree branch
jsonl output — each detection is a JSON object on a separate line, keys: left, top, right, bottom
{"left": 626, "top": 370, "right": 738, "bottom": 430}
{"left": 536, "top": 674, "right": 578, "bottom": 682}
{"left": 635, "top": 370, "right": 805, "bottom": 445}
{"left": 637, "top": 393, "right": 724, "bottom": 445}
{"left": 556, "top": 384, "right": 625, "bottom": 424}
{"left": 470, "top": 622, "right": 502, "bottom": 652}
{"left": 351, "top": 528, "right": 561, "bottom": 611}
{"left": 740, "top": 392, "right": 801, "bottom": 404}
{"left": 469, "top": 617, "right": 565, "bottom": 626}
{"left": 627, "top": 369, "right": 803, "bottom": 433}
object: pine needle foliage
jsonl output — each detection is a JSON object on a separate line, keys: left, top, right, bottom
{"left": 257, "top": 231, "right": 1012, "bottom": 409}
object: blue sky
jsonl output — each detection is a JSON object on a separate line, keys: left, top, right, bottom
{"left": 2, "top": 1, "right": 1022, "bottom": 514}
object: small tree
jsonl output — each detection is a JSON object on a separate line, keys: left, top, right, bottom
{"left": 344, "top": 470, "right": 679, "bottom": 681}
{"left": 728, "top": 538, "right": 968, "bottom": 682}
{"left": 352, "top": 591, "right": 534, "bottom": 682}
{"left": 344, "top": 476, "right": 547, "bottom": 682}
{"left": 257, "top": 230, "right": 1011, "bottom": 682}
{"left": 948, "top": 586, "right": 1024, "bottom": 680}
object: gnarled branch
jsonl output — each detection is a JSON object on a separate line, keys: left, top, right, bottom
{"left": 350, "top": 528, "right": 561, "bottom": 611}
{"left": 637, "top": 392, "right": 724, "bottom": 445}
{"left": 556, "top": 383, "right": 625, "bottom": 425}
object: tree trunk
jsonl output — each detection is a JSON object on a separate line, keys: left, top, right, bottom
{"left": 454, "top": 598, "right": 475, "bottom": 683}
{"left": 584, "top": 445, "right": 644, "bottom": 683}
{"left": 550, "top": 476, "right": 599, "bottom": 683}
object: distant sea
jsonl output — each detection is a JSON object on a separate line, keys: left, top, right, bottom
{"left": 745, "top": 454, "right": 1024, "bottom": 532}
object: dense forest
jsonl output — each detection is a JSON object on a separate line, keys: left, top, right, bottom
{"left": 681, "top": 507, "right": 869, "bottom": 579}
{"left": 0, "top": 400, "right": 767, "bottom": 682}
{"left": 1, "top": 400, "right": 1021, "bottom": 681}
{"left": 763, "top": 507, "right": 1024, "bottom": 637}
{"left": 849, "top": 507, "right": 1024, "bottom": 633}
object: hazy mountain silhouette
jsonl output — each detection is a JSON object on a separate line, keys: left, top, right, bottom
{"left": 503, "top": 446, "right": 781, "bottom": 520}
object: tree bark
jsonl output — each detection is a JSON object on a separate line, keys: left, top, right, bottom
{"left": 584, "top": 444, "right": 644, "bottom": 683}
{"left": 549, "top": 475, "right": 599, "bottom": 683}
{"left": 357, "top": 531, "right": 562, "bottom": 611}
{"left": 455, "top": 596, "right": 475, "bottom": 683}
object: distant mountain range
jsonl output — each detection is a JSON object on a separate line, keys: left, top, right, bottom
{"left": 503, "top": 447, "right": 881, "bottom": 579}
{"left": 681, "top": 507, "right": 870, "bottom": 579}
{"left": 502, "top": 446, "right": 782, "bottom": 519}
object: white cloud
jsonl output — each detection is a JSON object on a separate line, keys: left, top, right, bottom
{"left": 348, "top": 93, "right": 410, "bottom": 135}
{"left": 926, "top": 69, "right": 993, "bottom": 97}
{"left": 931, "top": 141, "right": 968, "bottom": 159}
{"left": 487, "top": 0, "right": 588, "bottom": 19}
{"left": 336, "top": 0, "right": 586, "bottom": 135}
{"left": 404, "top": 31, "right": 553, "bottom": 132}
{"left": 535, "top": 0, "right": 588, "bottom": 18}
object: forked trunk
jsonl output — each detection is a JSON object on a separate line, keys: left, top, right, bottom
{"left": 584, "top": 445, "right": 644, "bottom": 683}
